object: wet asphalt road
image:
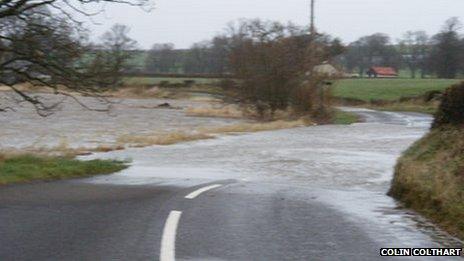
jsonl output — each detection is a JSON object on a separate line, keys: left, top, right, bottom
{"left": 0, "top": 179, "right": 389, "bottom": 260}
{"left": 0, "top": 108, "right": 461, "bottom": 260}
{"left": 1, "top": 179, "right": 460, "bottom": 260}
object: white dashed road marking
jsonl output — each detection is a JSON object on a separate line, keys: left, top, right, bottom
{"left": 160, "top": 211, "right": 182, "bottom": 261}
{"left": 184, "top": 184, "right": 222, "bottom": 199}
{"left": 160, "top": 184, "right": 223, "bottom": 260}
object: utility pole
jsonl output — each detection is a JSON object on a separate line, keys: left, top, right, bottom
{"left": 310, "top": 0, "right": 316, "bottom": 37}
{"left": 309, "top": 0, "right": 329, "bottom": 117}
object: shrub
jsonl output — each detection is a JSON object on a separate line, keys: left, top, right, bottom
{"left": 169, "top": 83, "right": 184, "bottom": 88}
{"left": 432, "top": 82, "right": 464, "bottom": 128}
{"left": 423, "top": 90, "right": 442, "bottom": 102}
{"left": 218, "top": 79, "right": 237, "bottom": 90}
{"left": 227, "top": 19, "right": 337, "bottom": 119}
{"left": 159, "top": 81, "right": 170, "bottom": 87}
{"left": 183, "top": 80, "right": 196, "bottom": 87}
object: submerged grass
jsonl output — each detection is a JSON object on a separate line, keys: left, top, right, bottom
{"left": 116, "top": 119, "right": 311, "bottom": 148}
{"left": 202, "top": 119, "right": 310, "bottom": 133}
{"left": 389, "top": 126, "right": 464, "bottom": 239}
{"left": 117, "top": 132, "right": 213, "bottom": 147}
{"left": 0, "top": 155, "right": 127, "bottom": 185}
{"left": 185, "top": 105, "right": 244, "bottom": 118}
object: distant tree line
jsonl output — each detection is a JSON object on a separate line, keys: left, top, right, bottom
{"left": 142, "top": 17, "right": 464, "bottom": 80}
{"left": 341, "top": 17, "right": 464, "bottom": 79}
{"left": 143, "top": 36, "right": 230, "bottom": 75}
{"left": 148, "top": 19, "right": 344, "bottom": 120}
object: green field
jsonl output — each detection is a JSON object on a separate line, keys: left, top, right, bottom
{"left": 333, "top": 78, "right": 460, "bottom": 102}
{"left": 0, "top": 155, "right": 127, "bottom": 185}
{"left": 123, "top": 76, "right": 221, "bottom": 86}
{"left": 126, "top": 77, "right": 461, "bottom": 101}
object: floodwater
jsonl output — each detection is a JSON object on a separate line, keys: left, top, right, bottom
{"left": 1, "top": 92, "right": 462, "bottom": 250}
{"left": 0, "top": 94, "right": 241, "bottom": 150}
{"left": 82, "top": 106, "right": 463, "bottom": 250}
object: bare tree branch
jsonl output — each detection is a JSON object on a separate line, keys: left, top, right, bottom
{"left": 0, "top": 0, "right": 153, "bottom": 115}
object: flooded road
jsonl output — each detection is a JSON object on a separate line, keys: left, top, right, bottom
{"left": 1, "top": 95, "right": 462, "bottom": 259}
{"left": 84, "top": 107, "right": 463, "bottom": 251}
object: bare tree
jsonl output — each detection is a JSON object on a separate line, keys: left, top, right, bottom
{"left": 89, "top": 24, "right": 137, "bottom": 88}
{"left": 0, "top": 0, "right": 152, "bottom": 115}
{"left": 145, "top": 43, "right": 177, "bottom": 73}
{"left": 415, "top": 32, "right": 430, "bottom": 78}
{"left": 209, "top": 36, "right": 230, "bottom": 74}
{"left": 0, "top": 1, "right": 152, "bottom": 20}
{"left": 399, "top": 31, "right": 429, "bottom": 78}
{"left": 183, "top": 41, "right": 212, "bottom": 74}
{"left": 226, "top": 19, "right": 335, "bottom": 120}
{"left": 429, "top": 17, "right": 463, "bottom": 79}
{"left": 182, "top": 37, "right": 231, "bottom": 74}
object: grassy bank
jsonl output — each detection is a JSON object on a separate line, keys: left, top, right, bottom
{"left": 389, "top": 126, "right": 464, "bottom": 239}
{"left": 0, "top": 155, "right": 127, "bottom": 185}
{"left": 365, "top": 101, "right": 439, "bottom": 115}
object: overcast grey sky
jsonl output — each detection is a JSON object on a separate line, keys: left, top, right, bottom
{"left": 84, "top": 0, "right": 464, "bottom": 49}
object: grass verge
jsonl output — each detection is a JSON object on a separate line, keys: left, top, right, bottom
{"left": 365, "top": 102, "right": 438, "bottom": 115}
{"left": 332, "top": 110, "right": 360, "bottom": 125}
{"left": 389, "top": 126, "right": 464, "bottom": 239}
{"left": 0, "top": 155, "right": 127, "bottom": 185}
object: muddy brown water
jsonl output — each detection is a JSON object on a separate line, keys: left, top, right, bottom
{"left": 0, "top": 94, "right": 241, "bottom": 150}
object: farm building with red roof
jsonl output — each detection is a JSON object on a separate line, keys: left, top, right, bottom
{"left": 366, "top": 67, "right": 398, "bottom": 78}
